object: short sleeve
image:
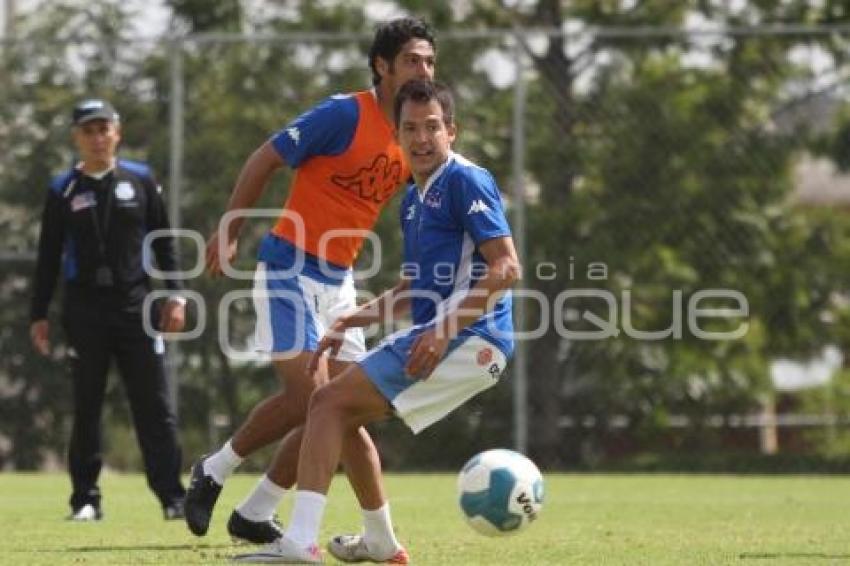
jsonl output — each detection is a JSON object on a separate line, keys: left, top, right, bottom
{"left": 270, "top": 94, "right": 359, "bottom": 168}
{"left": 455, "top": 168, "right": 512, "bottom": 245}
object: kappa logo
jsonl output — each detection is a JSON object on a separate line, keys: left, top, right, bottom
{"left": 331, "top": 154, "right": 402, "bottom": 203}
{"left": 405, "top": 204, "right": 416, "bottom": 221}
{"left": 467, "top": 199, "right": 490, "bottom": 215}
{"left": 286, "top": 126, "right": 300, "bottom": 146}
{"left": 488, "top": 362, "right": 501, "bottom": 380}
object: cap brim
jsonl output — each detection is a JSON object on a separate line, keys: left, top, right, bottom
{"left": 74, "top": 111, "right": 118, "bottom": 125}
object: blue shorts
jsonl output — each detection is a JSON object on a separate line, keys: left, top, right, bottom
{"left": 359, "top": 326, "right": 508, "bottom": 433}
{"left": 252, "top": 261, "right": 365, "bottom": 360}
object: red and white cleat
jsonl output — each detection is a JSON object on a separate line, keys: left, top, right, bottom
{"left": 326, "top": 534, "right": 410, "bottom": 564}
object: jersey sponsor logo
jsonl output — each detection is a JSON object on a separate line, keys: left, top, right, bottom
{"left": 115, "top": 181, "right": 135, "bottom": 200}
{"left": 70, "top": 191, "right": 96, "bottom": 212}
{"left": 286, "top": 126, "right": 301, "bottom": 146}
{"left": 477, "top": 347, "right": 493, "bottom": 366}
{"left": 331, "top": 154, "right": 402, "bottom": 203}
{"left": 467, "top": 199, "right": 491, "bottom": 215}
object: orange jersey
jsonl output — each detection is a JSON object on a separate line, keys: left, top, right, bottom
{"left": 269, "top": 90, "right": 410, "bottom": 268}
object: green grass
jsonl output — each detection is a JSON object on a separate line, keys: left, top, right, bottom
{"left": 2, "top": 472, "right": 850, "bottom": 564}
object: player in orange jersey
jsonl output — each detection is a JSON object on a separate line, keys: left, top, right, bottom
{"left": 184, "top": 18, "right": 434, "bottom": 563}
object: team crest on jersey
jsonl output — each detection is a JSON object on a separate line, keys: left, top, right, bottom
{"left": 70, "top": 191, "right": 96, "bottom": 212}
{"left": 331, "top": 154, "right": 402, "bottom": 203}
{"left": 477, "top": 347, "right": 493, "bottom": 366}
{"left": 424, "top": 190, "right": 442, "bottom": 209}
{"left": 115, "top": 181, "right": 135, "bottom": 200}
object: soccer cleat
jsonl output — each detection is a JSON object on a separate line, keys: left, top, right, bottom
{"left": 232, "top": 535, "right": 323, "bottom": 563}
{"left": 67, "top": 503, "right": 103, "bottom": 522}
{"left": 184, "top": 455, "right": 222, "bottom": 536}
{"left": 163, "top": 498, "right": 186, "bottom": 520}
{"left": 326, "top": 534, "right": 410, "bottom": 564}
{"left": 227, "top": 510, "right": 284, "bottom": 544}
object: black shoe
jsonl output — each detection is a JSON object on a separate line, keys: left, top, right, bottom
{"left": 163, "top": 497, "right": 186, "bottom": 520}
{"left": 67, "top": 503, "right": 103, "bottom": 521}
{"left": 227, "top": 510, "right": 284, "bottom": 544}
{"left": 184, "top": 456, "right": 222, "bottom": 536}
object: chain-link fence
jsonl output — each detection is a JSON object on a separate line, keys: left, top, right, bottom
{"left": 3, "top": 22, "right": 850, "bottom": 471}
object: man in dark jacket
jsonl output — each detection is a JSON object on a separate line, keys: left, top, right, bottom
{"left": 30, "top": 99, "right": 187, "bottom": 521}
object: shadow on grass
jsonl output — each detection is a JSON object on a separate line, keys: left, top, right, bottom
{"left": 741, "top": 553, "right": 850, "bottom": 560}
{"left": 31, "top": 543, "right": 235, "bottom": 552}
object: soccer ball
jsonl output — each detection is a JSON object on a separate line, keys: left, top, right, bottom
{"left": 457, "top": 449, "right": 544, "bottom": 536}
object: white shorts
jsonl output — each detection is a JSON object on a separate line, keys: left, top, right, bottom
{"left": 359, "top": 327, "right": 508, "bottom": 433}
{"left": 252, "top": 262, "right": 366, "bottom": 361}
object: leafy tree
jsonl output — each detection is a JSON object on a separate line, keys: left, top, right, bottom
{"left": 3, "top": 0, "right": 850, "bottom": 471}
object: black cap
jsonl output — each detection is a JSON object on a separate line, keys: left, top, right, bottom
{"left": 72, "top": 99, "right": 120, "bottom": 126}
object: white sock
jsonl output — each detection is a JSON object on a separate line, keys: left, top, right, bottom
{"left": 285, "top": 490, "right": 327, "bottom": 548}
{"left": 235, "top": 475, "right": 288, "bottom": 522}
{"left": 362, "top": 502, "right": 401, "bottom": 555}
{"left": 203, "top": 440, "right": 243, "bottom": 485}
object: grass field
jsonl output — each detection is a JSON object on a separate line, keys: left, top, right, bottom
{"left": 2, "top": 472, "right": 850, "bottom": 564}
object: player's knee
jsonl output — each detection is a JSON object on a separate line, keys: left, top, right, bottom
{"left": 308, "top": 383, "right": 348, "bottom": 420}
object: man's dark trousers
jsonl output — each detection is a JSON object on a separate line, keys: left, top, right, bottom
{"left": 63, "top": 300, "right": 185, "bottom": 510}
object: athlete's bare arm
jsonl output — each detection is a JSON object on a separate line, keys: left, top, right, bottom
{"left": 206, "top": 142, "right": 284, "bottom": 276}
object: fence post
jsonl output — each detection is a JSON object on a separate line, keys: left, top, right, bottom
{"left": 511, "top": 31, "right": 529, "bottom": 455}
{"left": 166, "top": 36, "right": 185, "bottom": 414}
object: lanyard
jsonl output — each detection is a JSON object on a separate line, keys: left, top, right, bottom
{"left": 88, "top": 175, "right": 115, "bottom": 264}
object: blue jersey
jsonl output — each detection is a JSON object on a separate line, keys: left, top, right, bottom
{"left": 400, "top": 152, "right": 514, "bottom": 357}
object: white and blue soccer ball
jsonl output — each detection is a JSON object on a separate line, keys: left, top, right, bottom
{"left": 457, "top": 449, "right": 544, "bottom": 536}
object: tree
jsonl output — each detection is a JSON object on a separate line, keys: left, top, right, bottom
{"left": 3, "top": 0, "right": 850, "bottom": 471}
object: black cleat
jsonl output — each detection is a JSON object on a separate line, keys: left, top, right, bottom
{"left": 184, "top": 456, "right": 222, "bottom": 536}
{"left": 227, "top": 510, "right": 284, "bottom": 544}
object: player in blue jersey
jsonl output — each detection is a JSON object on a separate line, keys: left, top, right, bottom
{"left": 233, "top": 79, "right": 520, "bottom": 564}
{"left": 186, "top": 19, "right": 435, "bottom": 554}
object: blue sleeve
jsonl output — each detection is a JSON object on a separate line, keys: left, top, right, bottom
{"left": 49, "top": 169, "right": 76, "bottom": 195}
{"left": 118, "top": 159, "right": 154, "bottom": 181}
{"left": 453, "top": 168, "right": 512, "bottom": 245}
{"left": 270, "top": 94, "right": 359, "bottom": 168}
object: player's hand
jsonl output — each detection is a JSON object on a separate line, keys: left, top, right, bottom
{"left": 205, "top": 230, "right": 238, "bottom": 277}
{"left": 30, "top": 320, "right": 50, "bottom": 356}
{"left": 405, "top": 327, "right": 450, "bottom": 380}
{"left": 307, "top": 321, "right": 347, "bottom": 375}
{"left": 159, "top": 299, "right": 186, "bottom": 333}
